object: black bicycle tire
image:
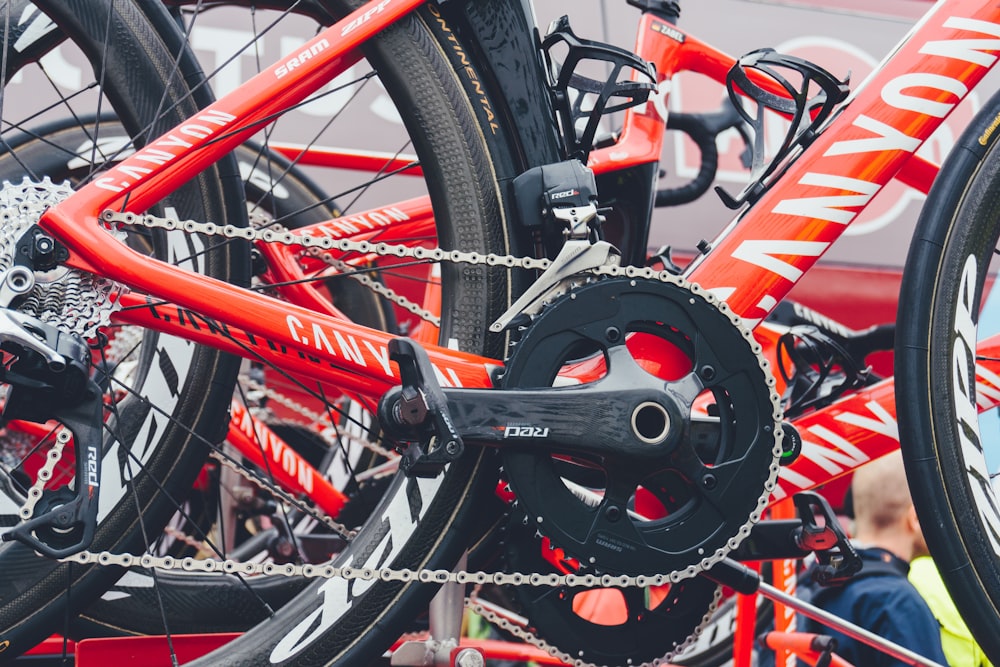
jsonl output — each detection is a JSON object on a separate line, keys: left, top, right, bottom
{"left": 3, "top": 0, "right": 557, "bottom": 663}
{"left": 185, "top": 2, "right": 556, "bottom": 662}
{"left": 0, "top": 0, "right": 248, "bottom": 658}
{"left": 896, "top": 86, "right": 1000, "bottom": 663}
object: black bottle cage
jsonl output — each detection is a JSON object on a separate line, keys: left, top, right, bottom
{"left": 717, "top": 48, "right": 850, "bottom": 209}
{"left": 542, "top": 16, "right": 657, "bottom": 161}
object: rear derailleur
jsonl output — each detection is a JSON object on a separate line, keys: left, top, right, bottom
{"left": 0, "top": 309, "right": 104, "bottom": 558}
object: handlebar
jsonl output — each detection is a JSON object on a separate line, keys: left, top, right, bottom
{"left": 656, "top": 99, "right": 750, "bottom": 207}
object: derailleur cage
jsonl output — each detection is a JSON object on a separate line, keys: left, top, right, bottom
{"left": 0, "top": 310, "right": 104, "bottom": 558}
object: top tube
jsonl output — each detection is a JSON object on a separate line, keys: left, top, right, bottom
{"left": 684, "top": 0, "right": 1000, "bottom": 328}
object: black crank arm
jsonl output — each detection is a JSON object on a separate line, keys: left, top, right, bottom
{"left": 377, "top": 337, "right": 464, "bottom": 477}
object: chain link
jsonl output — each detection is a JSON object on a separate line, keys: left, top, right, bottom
{"left": 66, "top": 547, "right": 710, "bottom": 588}
{"left": 250, "top": 207, "right": 444, "bottom": 324}
{"left": 18, "top": 428, "right": 71, "bottom": 520}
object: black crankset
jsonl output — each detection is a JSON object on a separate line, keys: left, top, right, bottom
{"left": 379, "top": 277, "right": 782, "bottom": 576}
{"left": 495, "top": 277, "right": 780, "bottom": 576}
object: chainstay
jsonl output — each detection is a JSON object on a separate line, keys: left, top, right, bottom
{"left": 89, "top": 209, "right": 784, "bottom": 664}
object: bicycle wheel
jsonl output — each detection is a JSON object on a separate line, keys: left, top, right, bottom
{"left": 0, "top": 0, "right": 248, "bottom": 657}
{"left": 181, "top": 1, "right": 556, "bottom": 659}
{"left": 0, "top": 115, "right": 394, "bottom": 636}
{"left": 2, "top": 0, "right": 561, "bottom": 663}
{"left": 896, "top": 86, "right": 1000, "bottom": 663}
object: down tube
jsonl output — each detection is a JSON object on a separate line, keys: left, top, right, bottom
{"left": 685, "top": 1, "right": 1000, "bottom": 327}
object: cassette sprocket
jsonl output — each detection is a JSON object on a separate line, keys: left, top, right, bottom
{"left": 0, "top": 177, "right": 126, "bottom": 338}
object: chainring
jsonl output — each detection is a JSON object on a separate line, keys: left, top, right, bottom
{"left": 502, "top": 507, "right": 722, "bottom": 666}
{"left": 500, "top": 276, "right": 781, "bottom": 579}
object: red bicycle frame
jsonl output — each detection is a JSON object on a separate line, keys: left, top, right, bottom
{"left": 602, "top": 1, "right": 1000, "bottom": 502}
{"left": 27, "top": 0, "right": 1000, "bottom": 534}
{"left": 12, "top": 2, "right": 1000, "bottom": 665}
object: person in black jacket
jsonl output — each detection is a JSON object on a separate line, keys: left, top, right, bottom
{"left": 800, "top": 451, "right": 948, "bottom": 667}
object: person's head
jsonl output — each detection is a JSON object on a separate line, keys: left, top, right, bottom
{"left": 850, "top": 450, "right": 927, "bottom": 561}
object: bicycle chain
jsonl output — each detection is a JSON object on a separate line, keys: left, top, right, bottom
{"left": 208, "top": 449, "right": 357, "bottom": 539}
{"left": 63, "top": 545, "right": 722, "bottom": 667}
{"left": 99, "top": 209, "right": 555, "bottom": 272}
{"left": 18, "top": 428, "right": 71, "bottom": 520}
{"left": 231, "top": 377, "right": 393, "bottom": 539}
{"left": 69, "top": 209, "right": 784, "bottom": 666}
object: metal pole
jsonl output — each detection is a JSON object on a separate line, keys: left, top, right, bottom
{"left": 428, "top": 552, "right": 468, "bottom": 665}
{"left": 757, "top": 581, "right": 946, "bottom": 667}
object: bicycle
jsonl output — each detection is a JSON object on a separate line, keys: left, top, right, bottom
{"left": 0, "top": 5, "right": 916, "bottom": 667}
{"left": 0, "top": 1, "right": 996, "bottom": 667}
{"left": 0, "top": 2, "right": 575, "bottom": 664}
